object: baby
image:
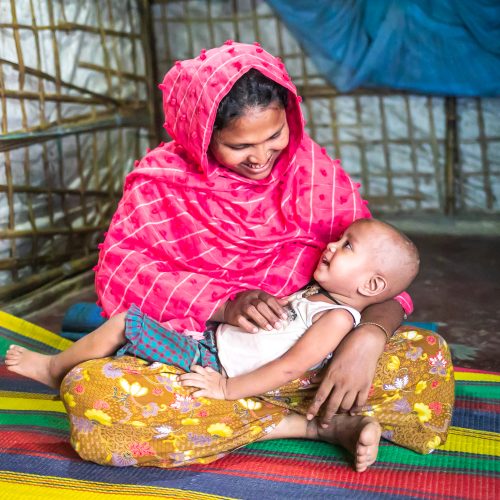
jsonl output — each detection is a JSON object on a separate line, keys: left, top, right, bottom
{"left": 6, "top": 218, "right": 419, "bottom": 402}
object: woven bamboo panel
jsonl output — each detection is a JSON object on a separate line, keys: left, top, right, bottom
{"left": 0, "top": 0, "right": 156, "bottom": 305}
{"left": 152, "top": 0, "right": 499, "bottom": 215}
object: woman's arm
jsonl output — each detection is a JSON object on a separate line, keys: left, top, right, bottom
{"left": 180, "top": 308, "right": 354, "bottom": 400}
{"left": 306, "top": 299, "right": 404, "bottom": 425}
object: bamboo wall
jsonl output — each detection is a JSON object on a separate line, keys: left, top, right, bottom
{"left": 0, "top": 0, "right": 156, "bottom": 312}
{"left": 0, "top": 0, "right": 498, "bottom": 313}
{"left": 152, "top": 0, "right": 500, "bottom": 216}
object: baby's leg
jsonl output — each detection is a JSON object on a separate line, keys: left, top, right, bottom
{"left": 260, "top": 412, "right": 380, "bottom": 472}
{"left": 5, "top": 312, "right": 127, "bottom": 389}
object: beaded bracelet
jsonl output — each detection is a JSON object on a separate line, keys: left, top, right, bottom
{"left": 356, "top": 321, "right": 391, "bottom": 342}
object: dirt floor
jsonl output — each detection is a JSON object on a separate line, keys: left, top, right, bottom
{"left": 407, "top": 233, "right": 500, "bottom": 372}
{"left": 24, "top": 234, "right": 500, "bottom": 372}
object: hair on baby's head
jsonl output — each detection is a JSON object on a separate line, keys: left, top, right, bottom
{"left": 354, "top": 218, "right": 420, "bottom": 300}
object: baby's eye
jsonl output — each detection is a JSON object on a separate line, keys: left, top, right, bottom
{"left": 343, "top": 241, "right": 352, "bottom": 250}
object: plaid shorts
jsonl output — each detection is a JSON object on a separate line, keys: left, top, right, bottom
{"left": 116, "top": 304, "right": 221, "bottom": 373}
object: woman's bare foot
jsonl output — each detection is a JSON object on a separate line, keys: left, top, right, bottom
{"left": 4, "top": 345, "right": 60, "bottom": 389}
{"left": 317, "top": 414, "right": 381, "bottom": 472}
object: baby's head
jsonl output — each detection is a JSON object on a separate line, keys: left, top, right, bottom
{"left": 313, "top": 218, "right": 419, "bottom": 308}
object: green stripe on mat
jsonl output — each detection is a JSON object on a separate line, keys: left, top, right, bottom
{"left": 0, "top": 411, "right": 69, "bottom": 431}
{"left": 455, "top": 383, "right": 500, "bottom": 399}
{"left": 246, "top": 439, "right": 499, "bottom": 472}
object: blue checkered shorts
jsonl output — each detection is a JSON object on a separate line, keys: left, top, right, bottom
{"left": 116, "top": 304, "right": 221, "bottom": 373}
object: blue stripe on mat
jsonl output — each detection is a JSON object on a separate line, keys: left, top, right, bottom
{"left": 402, "top": 322, "right": 438, "bottom": 332}
{"left": 0, "top": 453, "right": 417, "bottom": 500}
{"left": 452, "top": 407, "right": 500, "bottom": 433}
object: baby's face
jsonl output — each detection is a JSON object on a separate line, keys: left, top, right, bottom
{"left": 313, "top": 220, "right": 391, "bottom": 296}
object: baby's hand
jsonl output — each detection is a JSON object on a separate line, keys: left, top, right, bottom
{"left": 178, "top": 365, "right": 228, "bottom": 400}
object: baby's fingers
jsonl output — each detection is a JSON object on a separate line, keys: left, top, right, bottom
{"left": 189, "top": 364, "right": 215, "bottom": 374}
{"left": 178, "top": 373, "right": 205, "bottom": 388}
{"left": 192, "top": 388, "right": 209, "bottom": 398}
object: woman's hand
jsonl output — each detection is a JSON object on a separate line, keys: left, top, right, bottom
{"left": 306, "top": 299, "right": 404, "bottom": 426}
{"left": 179, "top": 365, "right": 228, "bottom": 399}
{"left": 223, "top": 290, "right": 289, "bottom": 333}
{"left": 306, "top": 324, "right": 386, "bottom": 426}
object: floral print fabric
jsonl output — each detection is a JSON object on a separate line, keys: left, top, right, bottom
{"left": 61, "top": 326, "right": 454, "bottom": 467}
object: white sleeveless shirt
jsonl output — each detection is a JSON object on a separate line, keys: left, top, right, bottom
{"left": 216, "top": 290, "right": 361, "bottom": 377}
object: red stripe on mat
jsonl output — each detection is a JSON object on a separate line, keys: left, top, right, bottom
{"left": 1, "top": 429, "right": 68, "bottom": 443}
{"left": 454, "top": 367, "right": 500, "bottom": 375}
{"left": 0, "top": 365, "right": 22, "bottom": 378}
{"left": 1, "top": 448, "right": 81, "bottom": 463}
{"left": 0, "top": 430, "right": 76, "bottom": 459}
{"left": 189, "top": 453, "right": 498, "bottom": 500}
{"left": 454, "top": 399, "right": 499, "bottom": 412}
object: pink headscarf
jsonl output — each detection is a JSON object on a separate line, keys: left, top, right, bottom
{"left": 95, "top": 42, "right": 408, "bottom": 334}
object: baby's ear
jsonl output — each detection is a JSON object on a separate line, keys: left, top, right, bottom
{"left": 358, "top": 274, "right": 387, "bottom": 297}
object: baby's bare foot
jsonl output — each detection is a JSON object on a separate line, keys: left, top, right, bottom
{"left": 318, "top": 414, "right": 381, "bottom": 472}
{"left": 5, "top": 345, "right": 60, "bottom": 389}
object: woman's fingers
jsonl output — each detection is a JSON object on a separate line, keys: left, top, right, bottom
{"left": 306, "top": 383, "right": 332, "bottom": 420}
{"left": 338, "top": 390, "right": 357, "bottom": 413}
{"left": 262, "top": 295, "right": 289, "bottom": 322}
{"left": 319, "top": 389, "right": 344, "bottom": 425}
{"left": 239, "top": 304, "right": 271, "bottom": 331}
{"left": 353, "top": 387, "right": 370, "bottom": 412}
{"left": 246, "top": 295, "right": 287, "bottom": 330}
{"left": 225, "top": 290, "right": 288, "bottom": 332}
{"left": 235, "top": 315, "right": 259, "bottom": 333}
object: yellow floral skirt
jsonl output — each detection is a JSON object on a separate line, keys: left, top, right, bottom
{"left": 61, "top": 326, "right": 454, "bottom": 467}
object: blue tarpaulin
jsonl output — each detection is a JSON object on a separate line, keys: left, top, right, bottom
{"left": 266, "top": 0, "right": 500, "bottom": 96}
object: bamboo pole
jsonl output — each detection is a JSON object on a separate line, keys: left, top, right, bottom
{"left": 444, "top": 97, "right": 459, "bottom": 215}
{"left": 0, "top": 225, "right": 109, "bottom": 238}
{"left": 2, "top": 270, "right": 96, "bottom": 318}
{"left": 0, "top": 254, "right": 98, "bottom": 302}
{"left": 0, "top": 109, "right": 150, "bottom": 152}
{"left": 0, "top": 58, "right": 129, "bottom": 105}
{"left": 139, "top": 0, "right": 161, "bottom": 145}
{"left": 0, "top": 250, "right": 95, "bottom": 271}
{"left": 0, "top": 22, "right": 142, "bottom": 39}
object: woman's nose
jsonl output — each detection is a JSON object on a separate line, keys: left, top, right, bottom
{"left": 248, "top": 146, "right": 269, "bottom": 165}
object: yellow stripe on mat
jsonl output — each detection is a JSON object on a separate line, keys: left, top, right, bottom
{"left": 454, "top": 371, "right": 500, "bottom": 383}
{"left": 0, "top": 311, "right": 72, "bottom": 351}
{"left": 0, "top": 471, "right": 232, "bottom": 500}
{"left": 441, "top": 427, "right": 500, "bottom": 456}
{"left": 0, "top": 395, "right": 66, "bottom": 413}
{"left": 0, "top": 390, "right": 60, "bottom": 400}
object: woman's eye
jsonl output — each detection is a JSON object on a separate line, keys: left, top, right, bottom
{"left": 229, "top": 145, "right": 248, "bottom": 150}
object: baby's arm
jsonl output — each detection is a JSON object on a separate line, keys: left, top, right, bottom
{"left": 179, "top": 308, "right": 354, "bottom": 400}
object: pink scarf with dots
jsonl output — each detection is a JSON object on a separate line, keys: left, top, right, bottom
{"left": 95, "top": 42, "right": 408, "bottom": 334}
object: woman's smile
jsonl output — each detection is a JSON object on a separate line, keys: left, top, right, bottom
{"left": 210, "top": 105, "right": 289, "bottom": 180}
{"left": 240, "top": 154, "right": 274, "bottom": 175}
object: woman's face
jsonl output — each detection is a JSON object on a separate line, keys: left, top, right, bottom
{"left": 210, "top": 104, "right": 290, "bottom": 180}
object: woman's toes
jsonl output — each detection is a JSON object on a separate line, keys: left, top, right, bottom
{"left": 8, "top": 345, "right": 24, "bottom": 354}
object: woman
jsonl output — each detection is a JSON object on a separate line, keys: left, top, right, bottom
{"left": 63, "top": 42, "right": 454, "bottom": 471}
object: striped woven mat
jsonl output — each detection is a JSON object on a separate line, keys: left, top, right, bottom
{"left": 0, "top": 311, "right": 498, "bottom": 499}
